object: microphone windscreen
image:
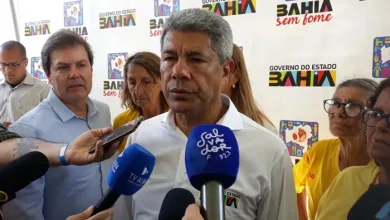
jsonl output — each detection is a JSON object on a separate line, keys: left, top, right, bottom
{"left": 158, "top": 188, "right": 195, "bottom": 220}
{"left": 185, "top": 124, "right": 239, "bottom": 191}
{"left": 107, "top": 143, "right": 155, "bottom": 195}
{"left": 0, "top": 151, "right": 49, "bottom": 205}
{"left": 348, "top": 184, "right": 390, "bottom": 220}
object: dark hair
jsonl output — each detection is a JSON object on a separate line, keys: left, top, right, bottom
{"left": 0, "top": 41, "right": 27, "bottom": 58}
{"left": 337, "top": 78, "right": 378, "bottom": 97}
{"left": 368, "top": 78, "right": 390, "bottom": 109}
{"left": 41, "top": 29, "right": 93, "bottom": 77}
{"left": 121, "top": 52, "right": 169, "bottom": 112}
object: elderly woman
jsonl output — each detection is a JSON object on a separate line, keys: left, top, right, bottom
{"left": 293, "top": 78, "right": 378, "bottom": 220}
{"left": 221, "top": 43, "right": 277, "bottom": 134}
{"left": 113, "top": 52, "right": 169, "bottom": 152}
{"left": 315, "top": 78, "right": 390, "bottom": 220}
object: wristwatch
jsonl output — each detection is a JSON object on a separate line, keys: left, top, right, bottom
{"left": 59, "top": 144, "right": 70, "bottom": 166}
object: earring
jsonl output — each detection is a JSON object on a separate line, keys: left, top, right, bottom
{"left": 232, "top": 84, "right": 236, "bottom": 88}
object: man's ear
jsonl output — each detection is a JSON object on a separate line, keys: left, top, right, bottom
{"left": 223, "top": 58, "right": 235, "bottom": 78}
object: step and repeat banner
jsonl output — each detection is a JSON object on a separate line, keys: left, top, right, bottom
{"left": 16, "top": 0, "right": 390, "bottom": 163}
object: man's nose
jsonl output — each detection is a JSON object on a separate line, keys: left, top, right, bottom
{"left": 171, "top": 58, "right": 191, "bottom": 80}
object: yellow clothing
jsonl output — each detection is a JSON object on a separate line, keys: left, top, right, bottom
{"left": 113, "top": 109, "right": 140, "bottom": 152}
{"left": 293, "top": 138, "right": 341, "bottom": 220}
{"left": 315, "top": 160, "right": 379, "bottom": 220}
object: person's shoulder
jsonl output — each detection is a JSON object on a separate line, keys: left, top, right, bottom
{"left": 240, "top": 113, "right": 287, "bottom": 153}
{"left": 31, "top": 77, "right": 50, "bottom": 88}
{"left": 113, "top": 109, "right": 139, "bottom": 128}
{"left": 307, "top": 138, "right": 339, "bottom": 156}
{"left": 91, "top": 99, "right": 110, "bottom": 113}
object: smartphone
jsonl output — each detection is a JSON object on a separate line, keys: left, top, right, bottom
{"left": 88, "top": 116, "right": 144, "bottom": 154}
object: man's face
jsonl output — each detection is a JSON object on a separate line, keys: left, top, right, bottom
{"left": 0, "top": 48, "right": 28, "bottom": 85}
{"left": 48, "top": 45, "right": 92, "bottom": 104}
{"left": 160, "top": 31, "right": 232, "bottom": 114}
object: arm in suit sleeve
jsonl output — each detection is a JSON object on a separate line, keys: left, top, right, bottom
{"left": 257, "top": 149, "right": 298, "bottom": 220}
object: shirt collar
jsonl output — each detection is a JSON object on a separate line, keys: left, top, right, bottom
{"left": 47, "top": 89, "right": 99, "bottom": 122}
{"left": 0, "top": 73, "right": 34, "bottom": 86}
{"left": 161, "top": 94, "right": 244, "bottom": 132}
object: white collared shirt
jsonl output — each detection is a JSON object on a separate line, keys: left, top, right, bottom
{"left": 0, "top": 73, "right": 50, "bottom": 123}
{"left": 123, "top": 95, "right": 298, "bottom": 220}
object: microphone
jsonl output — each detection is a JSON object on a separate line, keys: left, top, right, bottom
{"left": 348, "top": 184, "right": 390, "bottom": 220}
{"left": 0, "top": 151, "right": 49, "bottom": 206}
{"left": 92, "top": 143, "right": 155, "bottom": 215}
{"left": 158, "top": 188, "right": 196, "bottom": 220}
{"left": 185, "top": 124, "right": 240, "bottom": 220}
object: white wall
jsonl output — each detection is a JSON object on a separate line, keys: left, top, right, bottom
{"left": 4, "top": 0, "right": 389, "bottom": 162}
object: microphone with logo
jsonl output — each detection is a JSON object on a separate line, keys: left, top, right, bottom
{"left": 348, "top": 184, "right": 390, "bottom": 220}
{"left": 0, "top": 151, "right": 49, "bottom": 207}
{"left": 185, "top": 124, "right": 240, "bottom": 220}
{"left": 91, "top": 143, "right": 155, "bottom": 215}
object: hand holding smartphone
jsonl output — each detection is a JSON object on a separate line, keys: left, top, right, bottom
{"left": 88, "top": 116, "right": 144, "bottom": 154}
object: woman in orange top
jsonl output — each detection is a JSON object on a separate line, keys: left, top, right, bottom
{"left": 293, "top": 78, "right": 378, "bottom": 220}
{"left": 220, "top": 44, "right": 277, "bottom": 134}
{"left": 113, "top": 52, "right": 169, "bottom": 152}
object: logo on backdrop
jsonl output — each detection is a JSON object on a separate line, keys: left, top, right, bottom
{"left": 269, "top": 64, "right": 337, "bottom": 87}
{"left": 279, "top": 120, "right": 319, "bottom": 157}
{"left": 30, "top": 57, "right": 48, "bottom": 82}
{"left": 276, "top": 0, "right": 333, "bottom": 26}
{"left": 149, "top": 0, "right": 180, "bottom": 37}
{"left": 103, "top": 53, "right": 128, "bottom": 97}
{"left": 99, "top": 8, "right": 136, "bottom": 29}
{"left": 64, "top": 0, "right": 88, "bottom": 41}
{"left": 202, "top": 0, "right": 256, "bottom": 16}
{"left": 25, "top": 20, "right": 51, "bottom": 36}
{"left": 224, "top": 190, "right": 240, "bottom": 209}
{"left": 373, "top": 36, "right": 390, "bottom": 78}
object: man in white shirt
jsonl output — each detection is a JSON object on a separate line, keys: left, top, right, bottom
{"left": 124, "top": 8, "right": 298, "bottom": 220}
{"left": 0, "top": 41, "right": 50, "bottom": 126}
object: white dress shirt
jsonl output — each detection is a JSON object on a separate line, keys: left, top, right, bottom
{"left": 123, "top": 94, "right": 298, "bottom": 220}
{"left": 0, "top": 73, "right": 50, "bottom": 123}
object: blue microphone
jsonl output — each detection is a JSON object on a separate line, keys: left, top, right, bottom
{"left": 185, "top": 124, "right": 240, "bottom": 220}
{"left": 92, "top": 143, "right": 155, "bottom": 215}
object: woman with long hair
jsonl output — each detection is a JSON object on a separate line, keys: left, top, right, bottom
{"left": 221, "top": 44, "right": 277, "bottom": 134}
{"left": 113, "top": 52, "right": 169, "bottom": 152}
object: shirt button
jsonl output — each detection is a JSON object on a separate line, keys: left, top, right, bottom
{"left": 17, "top": 103, "right": 21, "bottom": 108}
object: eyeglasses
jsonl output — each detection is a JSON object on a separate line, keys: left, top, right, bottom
{"left": 363, "top": 110, "right": 390, "bottom": 128}
{"left": 0, "top": 59, "right": 25, "bottom": 71}
{"left": 323, "top": 99, "right": 365, "bottom": 118}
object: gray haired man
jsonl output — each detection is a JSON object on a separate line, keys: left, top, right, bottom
{"left": 124, "top": 8, "right": 298, "bottom": 220}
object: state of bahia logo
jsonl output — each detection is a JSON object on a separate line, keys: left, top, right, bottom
{"left": 276, "top": 0, "right": 333, "bottom": 26}
{"left": 99, "top": 8, "right": 136, "bottom": 29}
{"left": 149, "top": 0, "right": 180, "bottom": 37}
{"left": 269, "top": 63, "right": 337, "bottom": 87}
{"left": 25, "top": 20, "right": 51, "bottom": 37}
{"left": 30, "top": 57, "right": 48, "bottom": 82}
{"left": 103, "top": 53, "right": 128, "bottom": 97}
{"left": 202, "top": 0, "right": 256, "bottom": 16}
{"left": 64, "top": 0, "right": 88, "bottom": 41}
{"left": 224, "top": 190, "right": 240, "bottom": 209}
{"left": 373, "top": 36, "right": 390, "bottom": 78}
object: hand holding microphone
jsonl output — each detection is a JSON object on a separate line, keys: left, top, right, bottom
{"left": 185, "top": 124, "right": 240, "bottom": 220}
{"left": 182, "top": 204, "right": 205, "bottom": 220}
{"left": 91, "top": 143, "right": 155, "bottom": 215}
{"left": 66, "top": 206, "right": 114, "bottom": 220}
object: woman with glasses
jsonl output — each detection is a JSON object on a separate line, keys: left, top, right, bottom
{"left": 315, "top": 78, "right": 390, "bottom": 220}
{"left": 293, "top": 78, "right": 378, "bottom": 220}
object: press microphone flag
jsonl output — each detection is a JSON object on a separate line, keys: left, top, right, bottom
{"left": 185, "top": 124, "right": 240, "bottom": 220}
{"left": 92, "top": 143, "right": 155, "bottom": 215}
{"left": 0, "top": 151, "right": 49, "bottom": 206}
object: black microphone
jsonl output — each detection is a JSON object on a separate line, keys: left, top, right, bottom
{"left": 158, "top": 188, "right": 197, "bottom": 220}
{"left": 348, "top": 184, "right": 390, "bottom": 220}
{"left": 0, "top": 151, "right": 49, "bottom": 206}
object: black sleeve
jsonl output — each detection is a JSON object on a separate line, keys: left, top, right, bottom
{"left": 0, "top": 124, "right": 21, "bottom": 142}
